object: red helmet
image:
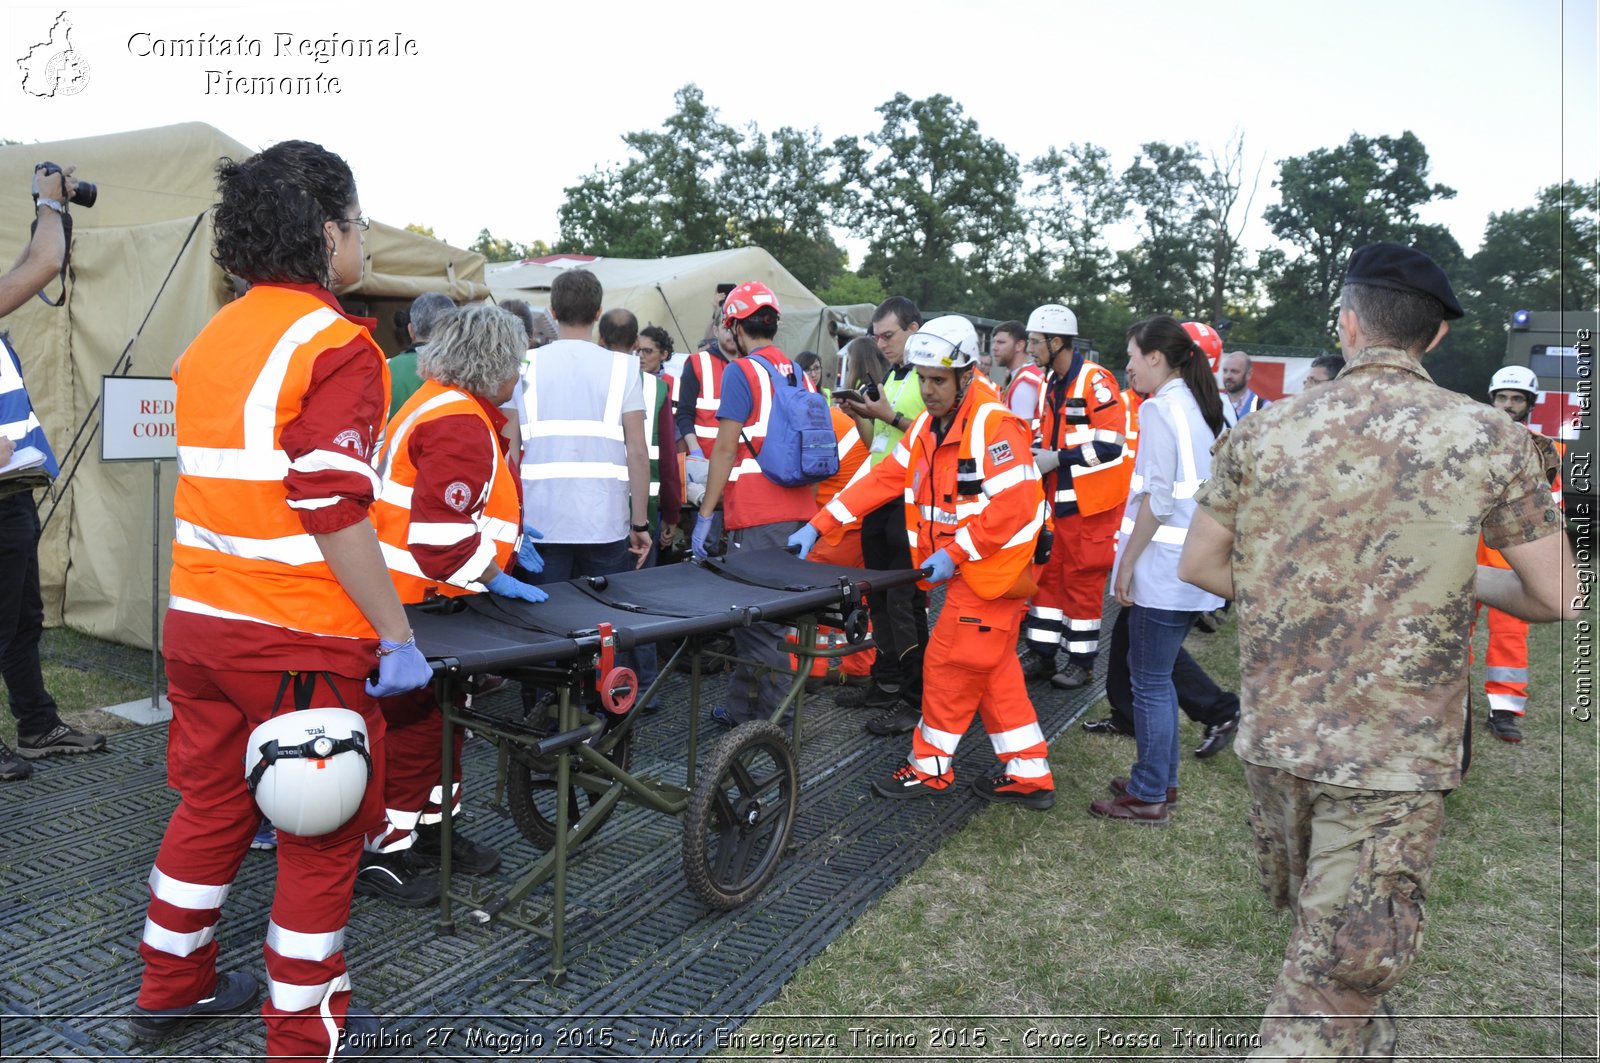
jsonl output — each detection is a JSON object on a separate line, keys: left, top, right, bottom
{"left": 1182, "top": 321, "right": 1223, "bottom": 372}
{"left": 721, "top": 281, "right": 780, "bottom": 328}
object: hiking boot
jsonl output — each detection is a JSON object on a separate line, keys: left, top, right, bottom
{"left": 864, "top": 703, "right": 920, "bottom": 737}
{"left": 1081, "top": 716, "right": 1133, "bottom": 737}
{"left": 1194, "top": 715, "right": 1239, "bottom": 758}
{"left": 1018, "top": 650, "right": 1057, "bottom": 681}
{"left": 354, "top": 850, "right": 439, "bottom": 908}
{"left": 0, "top": 740, "right": 33, "bottom": 781}
{"left": 1050, "top": 662, "right": 1092, "bottom": 689}
{"left": 870, "top": 764, "right": 951, "bottom": 800}
{"left": 1486, "top": 711, "right": 1524, "bottom": 743}
{"left": 834, "top": 683, "right": 900, "bottom": 710}
{"left": 412, "top": 821, "right": 501, "bottom": 876}
{"left": 16, "top": 722, "right": 106, "bottom": 758}
{"left": 128, "top": 971, "right": 261, "bottom": 1043}
{"left": 972, "top": 774, "right": 1055, "bottom": 811}
{"left": 250, "top": 822, "right": 278, "bottom": 850}
{"left": 335, "top": 1007, "right": 382, "bottom": 1058}
{"left": 1109, "top": 776, "right": 1179, "bottom": 805}
{"left": 1088, "top": 793, "right": 1170, "bottom": 826}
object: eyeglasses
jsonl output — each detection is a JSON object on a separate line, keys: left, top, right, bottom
{"left": 340, "top": 215, "right": 370, "bottom": 231}
{"left": 634, "top": 345, "right": 661, "bottom": 356}
{"left": 871, "top": 326, "right": 900, "bottom": 344}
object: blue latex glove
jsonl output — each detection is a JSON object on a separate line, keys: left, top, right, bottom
{"left": 365, "top": 638, "right": 432, "bottom": 697}
{"left": 787, "top": 524, "right": 820, "bottom": 560}
{"left": 486, "top": 569, "right": 549, "bottom": 603}
{"left": 691, "top": 515, "right": 714, "bottom": 559}
{"left": 922, "top": 548, "right": 956, "bottom": 585}
{"left": 518, "top": 527, "right": 545, "bottom": 574}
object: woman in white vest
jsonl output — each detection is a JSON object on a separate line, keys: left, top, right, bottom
{"left": 1091, "top": 316, "right": 1227, "bottom": 826}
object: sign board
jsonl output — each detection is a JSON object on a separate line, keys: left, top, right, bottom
{"left": 101, "top": 376, "right": 177, "bottom": 462}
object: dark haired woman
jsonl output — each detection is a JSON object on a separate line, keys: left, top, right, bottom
{"left": 1089, "top": 315, "right": 1226, "bottom": 826}
{"left": 133, "top": 140, "right": 426, "bottom": 1058}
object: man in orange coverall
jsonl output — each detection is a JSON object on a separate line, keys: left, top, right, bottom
{"left": 788, "top": 316, "right": 1055, "bottom": 810}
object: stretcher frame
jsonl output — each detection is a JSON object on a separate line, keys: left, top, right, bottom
{"left": 409, "top": 550, "right": 917, "bottom": 984}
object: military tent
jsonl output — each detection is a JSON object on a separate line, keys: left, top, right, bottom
{"left": 0, "top": 122, "right": 488, "bottom": 650}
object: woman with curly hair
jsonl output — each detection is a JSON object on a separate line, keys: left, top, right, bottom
{"left": 132, "top": 140, "right": 427, "bottom": 1059}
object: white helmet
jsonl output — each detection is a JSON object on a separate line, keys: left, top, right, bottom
{"left": 1026, "top": 303, "right": 1078, "bottom": 336}
{"left": 904, "top": 315, "right": 980, "bottom": 370}
{"left": 1488, "top": 365, "right": 1539, "bottom": 399}
{"left": 245, "top": 708, "right": 372, "bottom": 837}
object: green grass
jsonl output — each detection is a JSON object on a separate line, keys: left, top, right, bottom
{"left": 0, "top": 626, "right": 151, "bottom": 745}
{"left": 716, "top": 609, "right": 1598, "bottom": 1060}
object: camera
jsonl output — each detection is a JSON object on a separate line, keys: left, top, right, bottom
{"left": 33, "top": 162, "right": 96, "bottom": 208}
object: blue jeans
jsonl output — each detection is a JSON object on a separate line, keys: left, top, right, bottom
{"left": 524, "top": 538, "right": 633, "bottom": 584}
{"left": 1125, "top": 606, "right": 1197, "bottom": 804}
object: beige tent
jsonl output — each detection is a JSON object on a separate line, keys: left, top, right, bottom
{"left": 484, "top": 248, "right": 873, "bottom": 381}
{"left": 0, "top": 123, "right": 489, "bottom": 650}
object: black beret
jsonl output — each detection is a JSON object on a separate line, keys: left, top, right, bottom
{"left": 1343, "top": 242, "right": 1464, "bottom": 319}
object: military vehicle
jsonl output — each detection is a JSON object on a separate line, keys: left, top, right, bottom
{"left": 1501, "top": 308, "right": 1596, "bottom": 515}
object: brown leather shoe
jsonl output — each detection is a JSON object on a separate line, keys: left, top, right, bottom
{"left": 1109, "top": 777, "right": 1178, "bottom": 805}
{"left": 1088, "top": 793, "right": 1170, "bottom": 826}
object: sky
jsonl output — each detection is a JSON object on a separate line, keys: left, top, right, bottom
{"left": 3, "top": 0, "right": 1596, "bottom": 269}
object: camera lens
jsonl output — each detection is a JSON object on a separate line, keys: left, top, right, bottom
{"left": 70, "top": 182, "right": 97, "bottom": 208}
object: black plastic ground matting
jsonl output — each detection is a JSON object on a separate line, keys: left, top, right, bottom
{"left": 0, "top": 619, "right": 1112, "bottom": 1061}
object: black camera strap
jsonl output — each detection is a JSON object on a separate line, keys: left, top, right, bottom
{"left": 27, "top": 211, "right": 71, "bottom": 308}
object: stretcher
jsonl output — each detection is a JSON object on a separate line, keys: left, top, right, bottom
{"left": 408, "top": 547, "right": 922, "bottom": 983}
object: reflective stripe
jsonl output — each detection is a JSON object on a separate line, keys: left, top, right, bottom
{"left": 1001, "top": 506, "right": 1046, "bottom": 550}
{"left": 1025, "top": 629, "right": 1063, "bottom": 646}
{"left": 1486, "top": 693, "right": 1527, "bottom": 714}
{"left": 148, "top": 867, "right": 231, "bottom": 910}
{"left": 921, "top": 504, "right": 960, "bottom": 524}
{"left": 268, "top": 971, "right": 351, "bottom": 1014}
{"left": 1065, "top": 638, "right": 1099, "bottom": 654}
{"left": 983, "top": 464, "right": 1033, "bottom": 497}
{"left": 989, "top": 721, "right": 1045, "bottom": 755}
{"left": 1003, "top": 756, "right": 1052, "bottom": 780}
{"left": 266, "top": 920, "right": 346, "bottom": 962}
{"left": 177, "top": 446, "right": 290, "bottom": 481}
{"left": 242, "top": 308, "right": 341, "bottom": 452}
{"left": 909, "top": 752, "right": 953, "bottom": 779}
{"left": 825, "top": 497, "right": 855, "bottom": 524}
{"left": 379, "top": 541, "right": 488, "bottom": 594}
{"left": 141, "top": 917, "right": 215, "bottom": 958}
{"left": 916, "top": 720, "right": 962, "bottom": 755}
{"left": 409, "top": 522, "right": 475, "bottom": 547}
{"left": 175, "top": 519, "right": 324, "bottom": 567}
{"left": 1029, "top": 606, "right": 1065, "bottom": 622}
{"left": 519, "top": 461, "right": 629, "bottom": 480}
{"left": 1120, "top": 515, "right": 1188, "bottom": 546}
{"left": 1485, "top": 667, "right": 1529, "bottom": 683}
{"left": 290, "top": 447, "right": 383, "bottom": 491}
{"left": 1066, "top": 618, "right": 1100, "bottom": 632}
{"left": 522, "top": 419, "right": 626, "bottom": 442}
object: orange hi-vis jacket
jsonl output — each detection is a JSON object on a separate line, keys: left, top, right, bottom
{"left": 813, "top": 376, "right": 1048, "bottom": 601}
{"left": 815, "top": 405, "right": 870, "bottom": 545}
{"left": 1039, "top": 359, "right": 1131, "bottom": 518}
{"left": 371, "top": 380, "right": 523, "bottom": 604}
{"left": 1004, "top": 362, "right": 1046, "bottom": 436}
{"left": 685, "top": 348, "right": 728, "bottom": 453}
{"left": 170, "top": 285, "right": 388, "bottom": 640}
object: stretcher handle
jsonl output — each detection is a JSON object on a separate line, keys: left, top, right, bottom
{"left": 533, "top": 719, "right": 604, "bottom": 756}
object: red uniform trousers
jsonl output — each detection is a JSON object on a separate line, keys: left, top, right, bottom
{"left": 807, "top": 525, "right": 876, "bottom": 679}
{"left": 1474, "top": 602, "right": 1530, "bottom": 716}
{"left": 371, "top": 686, "right": 465, "bottom": 852}
{"left": 139, "top": 662, "right": 385, "bottom": 1063}
{"left": 909, "top": 579, "right": 1052, "bottom": 793}
{"left": 1023, "top": 505, "right": 1121, "bottom": 664}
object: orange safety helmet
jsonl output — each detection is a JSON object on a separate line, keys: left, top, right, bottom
{"left": 721, "top": 281, "right": 781, "bottom": 327}
{"left": 1182, "top": 321, "right": 1223, "bottom": 372}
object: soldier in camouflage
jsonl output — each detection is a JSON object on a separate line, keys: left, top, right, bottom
{"left": 1179, "top": 242, "right": 1576, "bottom": 1060}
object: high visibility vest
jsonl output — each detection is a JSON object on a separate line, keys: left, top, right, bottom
{"left": 372, "top": 380, "right": 521, "bottom": 603}
{"left": 0, "top": 334, "right": 58, "bottom": 478}
{"left": 1120, "top": 383, "right": 1209, "bottom": 549}
{"left": 1004, "top": 362, "right": 1046, "bottom": 437}
{"left": 642, "top": 371, "right": 669, "bottom": 523}
{"left": 687, "top": 349, "right": 727, "bottom": 451}
{"left": 519, "top": 343, "right": 632, "bottom": 513}
{"left": 169, "top": 285, "right": 387, "bottom": 639}
{"left": 1039, "top": 360, "right": 1131, "bottom": 518}
{"left": 820, "top": 377, "right": 1047, "bottom": 600}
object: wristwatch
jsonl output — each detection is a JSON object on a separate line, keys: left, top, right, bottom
{"left": 630, "top": 522, "right": 650, "bottom": 533}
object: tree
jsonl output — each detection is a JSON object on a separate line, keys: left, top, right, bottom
{"left": 1117, "top": 141, "right": 1210, "bottom": 319}
{"left": 1261, "top": 131, "right": 1456, "bottom": 342}
{"left": 1193, "top": 132, "right": 1265, "bottom": 326}
{"left": 469, "top": 229, "right": 532, "bottom": 263}
{"left": 814, "top": 270, "right": 886, "bottom": 308}
{"left": 719, "top": 124, "right": 846, "bottom": 290}
{"left": 404, "top": 223, "right": 438, "bottom": 240}
{"left": 1023, "top": 142, "right": 1128, "bottom": 339}
{"left": 834, "top": 93, "right": 1023, "bottom": 312}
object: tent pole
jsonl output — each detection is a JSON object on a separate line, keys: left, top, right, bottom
{"left": 151, "top": 458, "right": 161, "bottom": 713}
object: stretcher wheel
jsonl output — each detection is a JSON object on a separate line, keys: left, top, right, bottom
{"left": 681, "top": 721, "right": 798, "bottom": 910}
{"left": 843, "top": 607, "right": 870, "bottom": 644}
{"left": 505, "top": 723, "right": 634, "bottom": 851}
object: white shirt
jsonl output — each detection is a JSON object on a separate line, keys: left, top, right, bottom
{"left": 516, "top": 338, "right": 644, "bottom": 543}
{"left": 1113, "top": 377, "right": 1225, "bottom": 613}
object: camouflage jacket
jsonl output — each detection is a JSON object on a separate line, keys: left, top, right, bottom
{"left": 1196, "top": 346, "right": 1563, "bottom": 790}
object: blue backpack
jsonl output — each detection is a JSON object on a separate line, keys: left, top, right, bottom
{"left": 741, "top": 353, "right": 840, "bottom": 487}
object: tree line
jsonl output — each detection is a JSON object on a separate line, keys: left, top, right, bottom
{"left": 456, "top": 85, "right": 1597, "bottom": 395}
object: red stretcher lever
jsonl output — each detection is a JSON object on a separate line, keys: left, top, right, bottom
{"left": 594, "top": 622, "right": 637, "bottom": 715}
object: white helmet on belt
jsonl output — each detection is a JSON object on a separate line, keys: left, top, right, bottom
{"left": 904, "top": 315, "right": 980, "bottom": 370}
{"left": 1488, "top": 365, "right": 1539, "bottom": 400}
{"left": 1026, "top": 303, "right": 1078, "bottom": 336}
{"left": 245, "top": 708, "right": 372, "bottom": 837}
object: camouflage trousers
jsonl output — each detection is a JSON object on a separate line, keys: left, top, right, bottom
{"left": 1243, "top": 762, "right": 1446, "bottom": 1061}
